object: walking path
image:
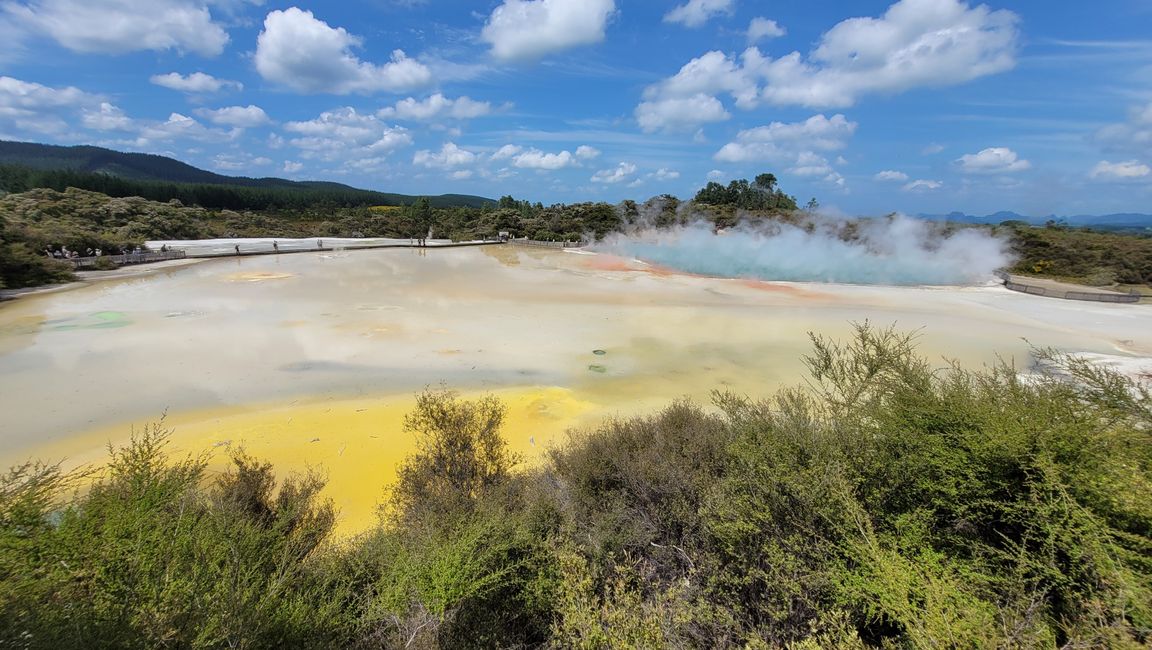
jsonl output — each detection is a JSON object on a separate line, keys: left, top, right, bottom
{"left": 147, "top": 236, "right": 504, "bottom": 258}
{"left": 996, "top": 272, "right": 1144, "bottom": 304}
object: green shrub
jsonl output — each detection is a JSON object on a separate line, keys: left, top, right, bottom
{"left": 90, "top": 256, "right": 118, "bottom": 270}
{"left": 0, "top": 241, "right": 74, "bottom": 289}
{"left": 0, "top": 425, "right": 350, "bottom": 649}
{"left": 347, "top": 389, "right": 553, "bottom": 649}
{"left": 541, "top": 323, "right": 1152, "bottom": 647}
{"left": 3, "top": 326, "right": 1150, "bottom": 648}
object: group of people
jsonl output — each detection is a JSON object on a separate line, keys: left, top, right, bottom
{"left": 231, "top": 240, "right": 325, "bottom": 255}
{"left": 45, "top": 246, "right": 84, "bottom": 259}
{"left": 44, "top": 246, "right": 142, "bottom": 259}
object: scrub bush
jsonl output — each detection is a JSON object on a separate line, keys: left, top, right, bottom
{"left": 3, "top": 326, "right": 1150, "bottom": 648}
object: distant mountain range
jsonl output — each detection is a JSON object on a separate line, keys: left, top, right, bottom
{"left": 917, "top": 210, "right": 1152, "bottom": 229}
{"left": 0, "top": 140, "right": 494, "bottom": 208}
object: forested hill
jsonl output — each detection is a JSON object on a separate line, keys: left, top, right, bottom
{"left": 0, "top": 140, "right": 284, "bottom": 186}
{"left": 0, "top": 140, "right": 493, "bottom": 210}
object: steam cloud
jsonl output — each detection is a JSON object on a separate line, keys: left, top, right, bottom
{"left": 597, "top": 214, "right": 1013, "bottom": 286}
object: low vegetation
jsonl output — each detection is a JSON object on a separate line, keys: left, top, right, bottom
{"left": 3, "top": 324, "right": 1150, "bottom": 648}
{"left": 997, "top": 220, "right": 1152, "bottom": 287}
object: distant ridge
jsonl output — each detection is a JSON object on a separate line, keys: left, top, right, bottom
{"left": 916, "top": 210, "right": 1152, "bottom": 230}
{"left": 0, "top": 140, "right": 494, "bottom": 208}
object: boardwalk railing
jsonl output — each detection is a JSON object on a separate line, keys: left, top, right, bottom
{"left": 70, "top": 250, "right": 187, "bottom": 269}
{"left": 994, "top": 271, "right": 1142, "bottom": 303}
{"left": 511, "top": 238, "right": 584, "bottom": 249}
{"left": 63, "top": 238, "right": 516, "bottom": 271}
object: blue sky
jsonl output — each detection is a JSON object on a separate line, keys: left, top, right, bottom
{"left": 1, "top": 0, "right": 1150, "bottom": 216}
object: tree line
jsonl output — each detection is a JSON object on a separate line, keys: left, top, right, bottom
{"left": 692, "top": 173, "right": 798, "bottom": 212}
{"left": 0, "top": 164, "right": 488, "bottom": 212}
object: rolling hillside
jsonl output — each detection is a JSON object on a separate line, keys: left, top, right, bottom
{"left": 0, "top": 140, "right": 493, "bottom": 208}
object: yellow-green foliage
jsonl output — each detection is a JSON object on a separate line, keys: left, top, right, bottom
{"left": 0, "top": 215, "right": 73, "bottom": 289}
{"left": 3, "top": 325, "right": 1151, "bottom": 648}
{"left": 0, "top": 424, "right": 347, "bottom": 648}
{"left": 1003, "top": 222, "right": 1152, "bottom": 285}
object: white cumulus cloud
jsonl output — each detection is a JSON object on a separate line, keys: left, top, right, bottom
{"left": 664, "top": 0, "right": 733, "bottom": 28}
{"left": 283, "top": 107, "right": 412, "bottom": 159}
{"left": 875, "top": 170, "right": 909, "bottom": 182}
{"left": 197, "top": 105, "right": 270, "bottom": 128}
{"left": 747, "top": 17, "right": 785, "bottom": 42}
{"left": 790, "top": 152, "right": 835, "bottom": 177}
{"left": 0, "top": 74, "right": 100, "bottom": 134}
{"left": 491, "top": 144, "right": 523, "bottom": 160}
{"left": 512, "top": 148, "right": 576, "bottom": 170}
{"left": 903, "top": 179, "right": 943, "bottom": 192}
{"left": 150, "top": 72, "right": 241, "bottom": 94}
{"left": 481, "top": 0, "right": 615, "bottom": 61}
{"left": 133, "top": 112, "right": 237, "bottom": 147}
{"left": 255, "top": 8, "right": 432, "bottom": 94}
{"left": 378, "top": 93, "right": 493, "bottom": 120}
{"left": 642, "top": 49, "right": 764, "bottom": 111}
{"left": 644, "top": 0, "right": 1018, "bottom": 114}
{"left": 758, "top": 0, "right": 1018, "bottom": 107}
{"left": 0, "top": 74, "right": 94, "bottom": 110}
{"left": 1095, "top": 101, "right": 1152, "bottom": 155}
{"left": 575, "top": 145, "right": 600, "bottom": 160}
{"left": 1090, "top": 160, "right": 1151, "bottom": 181}
{"left": 413, "top": 142, "right": 477, "bottom": 168}
{"left": 591, "top": 162, "right": 636, "bottom": 184}
{"left": 636, "top": 93, "right": 729, "bottom": 133}
{"left": 4, "top": 0, "right": 229, "bottom": 56}
{"left": 955, "top": 147, "right": 1030, "bottom": 174}
{"left": 714, "top": 114, "right": 857, "bottom": 162}
{"left": 81, "top": 102, "right": 133, "bottom": 131}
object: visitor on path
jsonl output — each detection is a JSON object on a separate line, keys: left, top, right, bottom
{"left": 317, "top": 239, "right": 323, "bottom": 249}
{"left": 235, "top": 244, "right": 240, "bottom": 255}
{"left": 273, "top": 241, "right": 279, "bottom": 252}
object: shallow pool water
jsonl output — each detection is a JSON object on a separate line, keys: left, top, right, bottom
{"left": 3, "top": 245, "right": 1149, "bottom": 535}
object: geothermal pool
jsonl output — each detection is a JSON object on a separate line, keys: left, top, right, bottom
{"left": 2, "top": 244, "right": 1150, "bottom": 535}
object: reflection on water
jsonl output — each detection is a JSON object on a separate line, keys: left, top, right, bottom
{"left": 45, "top": 311, "right": 132, "bottom": 331}
{"left": 478, "top": 243, "right": 522, "bottom": 267}
{"left": 223, "top": 271, "right": 296, "bottom": 283}
{"left": 2, "top": 244, "right": 1149, "bottom": 536}
{"left": 0, "top": 314, "right": 45, "bottom": 356}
